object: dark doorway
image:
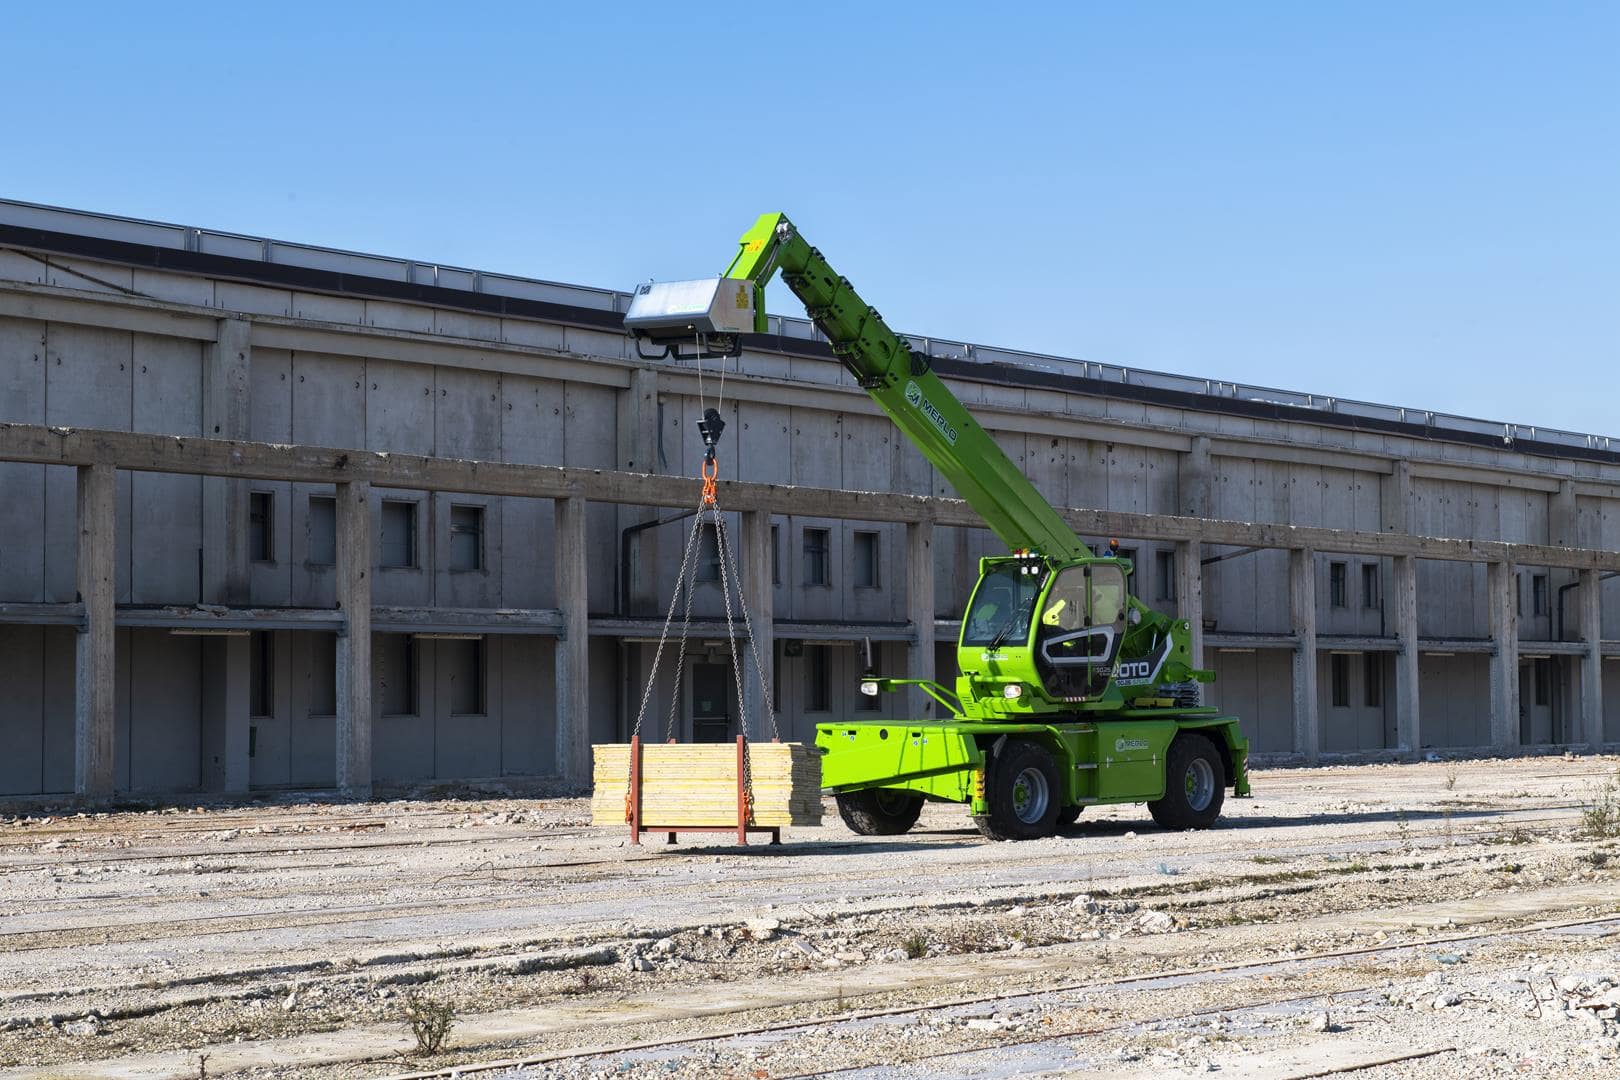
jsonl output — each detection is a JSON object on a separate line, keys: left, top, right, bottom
{"left": 691, "top": 661, "right": 733, "bottom": 743}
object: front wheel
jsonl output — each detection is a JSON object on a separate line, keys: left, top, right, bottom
{"left": 1148, "top": 735, "right": 1226, "bottom": 830}
{"left": 1056, "top": 805, "right": 1083, "bottom": 828}
{"left": 973, "top": 740, "right": 1062, "bottom": 841}
{"left": 836, "top": 788, "right": 924, "bottom": 835}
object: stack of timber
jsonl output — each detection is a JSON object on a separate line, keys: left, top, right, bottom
{"left": 590, "top": 742, "right": 823, "bottom": 828}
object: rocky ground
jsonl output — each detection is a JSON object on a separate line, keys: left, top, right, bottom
{"left": 0, "top": 755, "right": 1617, "bottom": 1079}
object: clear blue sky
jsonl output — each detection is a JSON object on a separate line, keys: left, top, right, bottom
{"left": 10, "top": 3, "right": 1617, "bottom": 434}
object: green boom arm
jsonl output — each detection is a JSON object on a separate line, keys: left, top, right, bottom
{"left": 721, "top": 213, "right": 1090, "bottom": 562}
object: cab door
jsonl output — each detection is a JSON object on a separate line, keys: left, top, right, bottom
{"left": 1034, "top": 563, "right": 1128, "bottom": 700}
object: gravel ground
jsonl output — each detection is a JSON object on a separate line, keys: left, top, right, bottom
{"left": 0, "top": 755, "right": 1616, "bottom": 1079}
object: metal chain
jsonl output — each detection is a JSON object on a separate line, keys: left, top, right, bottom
{"left": 662, "top": 509, "right": 705, "bottom": 742}
{"left": 630, "top": 497, "right": 707, "bottom": 741}
{"left": 713, "top": 506, "right": 780, "bottom": 741}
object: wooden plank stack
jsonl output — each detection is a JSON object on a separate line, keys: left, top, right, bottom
{"left": 591, "top": 742, "right": 823, "bottom": 828}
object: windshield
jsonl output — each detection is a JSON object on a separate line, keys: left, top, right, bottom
{"left": 961, "top": 565, "right": 1047, "bottom": 647}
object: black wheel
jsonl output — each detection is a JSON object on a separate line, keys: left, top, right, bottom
{"left": 1148, "top": 735, "right": 1226, "bottom": 830}
{"left": 1056, "top": 805, "right": 1083, "bottom": 828}
{"left": 973, "top": 740, "right": 1062, "bottom": 841}
{"left": 836, "top": 788, "right": 924, "bottom": 836}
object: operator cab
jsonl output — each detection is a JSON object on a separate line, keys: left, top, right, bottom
{"left": 960, "top": 556, "right": 1130, "bottom": 701}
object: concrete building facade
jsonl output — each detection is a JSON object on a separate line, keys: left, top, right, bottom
{"left": 1, "top": 198, "right": 1618, "bottom": 802}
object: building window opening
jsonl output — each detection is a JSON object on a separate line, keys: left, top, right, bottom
{"left": 1330, "top": 653, "right": 1350, "bottom": 707}
{"left": 804, "top": 528, "right": 830, "bottom": 587}
{"left": 1364, "top": 652, "right": 1383, "bottom": 708}
{"left": 1329, "top": 562, "right": 1348, "bottom": 608}
{"left": 381, "top": 500, "right": 418, "bottom": 568}
{"left": 854, "top": 531, "right": 880, "bottom": 588}
{"left": 449, "top": 504, "right": 484, "bottom": 571}
{"left": 1531, "top": 574, "right": 1549, "bottom": 617}
{"left": 308, "top": 634, "right": 337, "bottom": 716}
{"left": 805, "top": 644, "right": 830, "bottom": 712}
{"left": 1155, "top": 550, "right": 1176, "bottom": 603}
{"left": 307, "top": 495, "right": 336, "bottom": 566}
{"left": 1361, "top": 564, "right": 1380, "bottom": 609}
{"left": 447, "top": 637, "right": 487, "bottom": 716}
{"left": 697, "top": 523, "right": 721, "bottom": 583}
{"left": 249, "top": 492, "right": 274, "bottom": 564}
{"left": 380, "top": 634, "right": 419, "bottom": 716}
{"left": 249, "top": 631, "right": 274, "bottom": 718}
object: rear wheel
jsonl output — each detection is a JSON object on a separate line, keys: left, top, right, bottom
{"left": 1056, "top": 805, "right": 1083, "bottom": 828}
{"left": 836, "top": 788, "right": 924, "bottom": 836}
{"left": 973, "top": 740, "right": 1062, "bottom": 841}
{"left": 1148, "top": 735, "right": 1226, "bottom": 830}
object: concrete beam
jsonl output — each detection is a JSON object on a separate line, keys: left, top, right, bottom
{"left": 202, "top": 318, "right": 251, "bottom": 604}
{"left": 740, "top": 510, "right": 776, "bottom": 740}
{"left": 907, "top": 520, "right": 937, "bottom": 717}
{"left": 249, "top": 322, "right": 632, "bottom": 390}
{"left": 0, "top": 602, "right": 83, "bottom": 626}
{"left": 74, "top": 463, "right": 116, "bottom": 799}
{"left": 1289, "top": 548, "right": 1319, "bottom": 763}
{"left": 335, "top": 481, "right": 373, "bottom": 798}
{"left": 1580, "top": 567, "right": 1602, "bottom": 752}
{"left": 554, "top": 497, "right": 590, "bottom": 785}
{"left": 0, "top": 284, "right": 218, "bottom": 340}
{"left": 6, "top": 422, "right": 1620, "bottom": 572}
{"left": 1393, "top": 554, "right": 1421, "bottom": 756}
{"left": 1175, "top": 539, "right": 1203, "bottom": 668}
{"left": 1488, "top": 560, "right": 1520, "bottom": 750}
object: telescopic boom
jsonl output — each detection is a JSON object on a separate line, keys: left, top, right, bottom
{"left": 625, "top": 213, "right": 1089, "bottom": 562}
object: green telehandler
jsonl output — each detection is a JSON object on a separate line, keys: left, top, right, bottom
{"left": 625, "top": 213, "right": 1250, "bottom": 841}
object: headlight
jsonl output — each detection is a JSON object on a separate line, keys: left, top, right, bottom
{"left": 859, "top": 680, "right": 879, "bottom": 697}
{"left": 1003, "top": 684, "right": 1023, "bottom": 700}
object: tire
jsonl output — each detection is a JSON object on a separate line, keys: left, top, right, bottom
{"left": 836, "top": 788, "right": 924, "bottom": 836}
{"left": 1056, "top": 805, "right": 1083, "bottom": 828}
{"left": 973, "top": 739, "right": 1062, "bottom": 841}
{"left": 1148, "top": 735, "right": 1226, "bottom": 830}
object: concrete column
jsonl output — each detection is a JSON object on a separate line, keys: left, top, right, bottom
{"left": 1175, "top": 539, "right": 1203, "bottom": 668}
{"left": 554, "top": 497, "right": 591, "bottom": 784}
{"left": 74, "top": 462, "right": 116, "bottom": 799}
{"left": 1393, "top": 554, "right": 1421, "bottom": 756}
{"left": 1381, "top": 459, "right": 1413, "bottom": 534}
{"left": 1289, "top": 547, "right": 1319, "bottom": 762}
{"left": 200, "top": 635, "right": 251, "bottom": 793}
{"left": 907, "top": 520, "right": 937, "bottom": 717}
{"left": 1579, "top": 568, "right": 1602, "bottom": 752}
{"left": 335, "top": 480, "right": 373, "bottom": 797}
{"left": 1178, "top": 436, "right": 1211, "bottom": 519}
{"left": 740, "top": 510, "right": 775, "bottom": 740}
{"left": 202, "top": 318, "right": 251, "bottom": 604}
{"left": 1488, "top": 560, "right": 1519, "bottom": 750}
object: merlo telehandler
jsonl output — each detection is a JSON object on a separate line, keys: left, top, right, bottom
{"left": 625, "top": 213, "right": 1249, "bottom": 841}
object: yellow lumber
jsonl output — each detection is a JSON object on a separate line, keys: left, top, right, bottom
{"left": 590, "top": 743, "right": 823, "bottom": 828}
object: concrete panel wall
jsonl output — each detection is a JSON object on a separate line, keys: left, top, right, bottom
{"left": 1418, "top": 654, "right": 1492, "bottom": 748}
{"left": 0, "top": 626, "right": 78, "bottom": 795}
{"left": 118, "top": 630, "right": 203, "bottom": 793}
{"left": 1206, "top": 649, "right": 1294, "bottom": 753}
{"left": 1318, "top": 652, "right": 1394, "bottom": 752}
